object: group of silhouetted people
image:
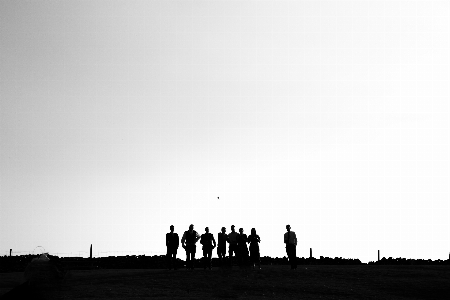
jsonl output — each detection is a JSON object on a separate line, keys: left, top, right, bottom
{"left": 166, "top": 224, "right": 297, "bottom": 270}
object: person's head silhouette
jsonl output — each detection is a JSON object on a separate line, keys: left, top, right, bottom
{"left": 205, "top": 227, "right": 209, "bottom": 233}
{"left": 170, "top": 225, "right": 174, "bottom": 233}
{"left": 239, "top": 228, "right": 244, "bottom": 234}
{"left": 251, "top": 228, "right": 256, "bottom": 235}
{"left": 189, "top": 224, "right": 194, "bottom": 232}
{"left": 221, "top": 227, "right": 226, "bottom": 233}
{"left": 286, "top": 224, "right": 291, "bottom": 232}
{"left": 231, "top": 225, "right": 235, "bottom": 232}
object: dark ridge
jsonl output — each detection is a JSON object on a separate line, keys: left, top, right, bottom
{"left": 1, "top": 254, "right": 449, "bottom": 272}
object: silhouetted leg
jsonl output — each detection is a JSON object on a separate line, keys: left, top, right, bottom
{"left": 166, "top": 253, "right": 171, "bottom": 269}
{"left": 286, "top": 245, "right": 292, "bottom": 269}
{"left": 286, "top": 245, "right": 291, "bottom": 268}
{"left": 172, "top": 253, "right": 178, "bottom": 270}
{"left": 257, "top": 251, "right": 261, "bottom": 269}
{"left": 238, "top": 248, "right": 242, "bottom": 267}
{"left": 217, "top": 249, "right": 222, "bottom": 267}
{"left": 207, "top": 249, "right": 212, "bottom": 269}
{"left": 246, "top": 249, "right": 249, "bottom": 267}
{"left": 186, "top": 245, "right": 194, "bottom": 270}
{"left": 166, "top": 249, "right": 173, "bottom": 269}
{"left": 238, "top": 247, "right": 244, "bottom": 267}
{"left": 230, "top": 245, "right": 238, "bottom": 267}
{"left": 249, "top": 249, "right": 255, "bottom": 269}
{"left": 218, "top": 247, "right": 226, "bottom": 268}
{"left": 203, "top": 248, "right": 207, "bottom": 269}
{"left": 242, "top": 248, "right": 249, "bottom": 268}
{"left": 292, "top": 246, "right": 297, "bottom": 269}
{"left": 186, "top": 250, "right": 191, "bottom": 269}
{"left": 217, "top": 248, "right": 221, "bottom": 267}
{"left": 191, "top": 251, "right": 196, "bottom": 269}
{"left": 286, "top": 245, "right": 297, "bottom": 269}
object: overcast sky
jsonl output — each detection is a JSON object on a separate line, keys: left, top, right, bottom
{"left": 1, "top": 0, "right": 449, "bottom": 262}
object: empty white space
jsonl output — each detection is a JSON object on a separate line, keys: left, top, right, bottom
{"left": 1, "top": 0, "right": 449, "bottom": 262}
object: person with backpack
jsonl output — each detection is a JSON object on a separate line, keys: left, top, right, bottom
{"left": 181, "top": 224, "right": 200, "bottom": 270}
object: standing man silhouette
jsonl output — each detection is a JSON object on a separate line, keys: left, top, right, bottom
{"left": 237, "top": 228, "right": 249, "bottom": 267}
{"left": 284, "top": 224, "right": 297, "bottom": 269}
{"left": 200, "top": 227, "right": 216, "bottom": 270}
{"left": 166, "top": 225, "right": 179, "bottom": 270}
{"left": 228, "top": 225, "right": 239, "bottom": 267}
{"left": 181, "top": 224, "right": 200, "bottom": 270}
{"left": 217, "top": 227, "right": 228, "bottom": 267}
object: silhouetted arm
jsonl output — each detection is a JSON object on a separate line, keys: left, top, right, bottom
{"left": 247, "top": 235, "right": 254, "bottom": 244}
{"left": 181, "top": 232, "right": 186, "bottom": 247}
{"left": 194, "top": 231, "right": 200, "bottom": 243}
{"left": 212, "top": 235, "right": 216, "bottom": 248}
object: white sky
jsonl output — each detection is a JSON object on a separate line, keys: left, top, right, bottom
{"left": 1, "top": 0, "right": 449, "bottom": 263}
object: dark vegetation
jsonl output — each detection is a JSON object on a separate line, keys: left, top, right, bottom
{"left": 1, "top": 254, "right": 450, "bottom": 273}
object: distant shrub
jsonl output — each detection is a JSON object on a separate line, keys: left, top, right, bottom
{"left": 1, "top": 254, "right": 448, "bottom": 272}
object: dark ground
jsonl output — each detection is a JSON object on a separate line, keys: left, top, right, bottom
{"left": 1, "top": 265, "right": 449, "bottom": 299}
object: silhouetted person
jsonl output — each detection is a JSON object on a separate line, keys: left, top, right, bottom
{"left": 166, "top": 225, "right": 179, "bottom": 270}
{"left": 217, "top": 227, "right": 228, "bottom": 267}
{"left": 284, "top": 224, "right": 297, "bottom": 269}
{"left": 237, "top": 228, "right": 249, "bottom": 267}
{"left": 200, "top": 227, "right": 216, "bottom": 270}
{"left": 181, "top": 224, "right": 200, "bottom": 270}
{"left": 248, "top": 228, "right": 261, "bottom": 270}
{"left": 228, "top": 225, "right": 239, "bottom": 266}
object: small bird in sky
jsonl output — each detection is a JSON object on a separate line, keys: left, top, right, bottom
{"left": 217, "top": 197, "right": 219, "bottom": 199}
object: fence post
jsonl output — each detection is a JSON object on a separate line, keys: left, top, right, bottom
{"left": 10, "top": 249, "right": 12, "bottom": 257}
{"left": 378, "top": 250, "right": 380, "bottom": 261}
{"left": 310, "top": 248, "right": 312, "bottom": 258}
{"left": 90, "top": 244, "right": 92, "bottom": 259}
